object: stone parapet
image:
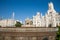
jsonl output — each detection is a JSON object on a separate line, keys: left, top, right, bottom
{"left": 0, "top": 27, "right": 58, "bottom": 32}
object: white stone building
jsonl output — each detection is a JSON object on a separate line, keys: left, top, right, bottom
{"left": 0, "top": 19, "right": 16, "bottom": 27}
{"left": 0, "top": 12, "right": 22, "bottom": 27}
{"left": 33, "top": 12, "right": 42, "bottom": 27}
{"left": 33, "top": 2, "right": 60, "bottom": 27}
{"left": 0, "top": 2, "right": 60, "bottom": 27}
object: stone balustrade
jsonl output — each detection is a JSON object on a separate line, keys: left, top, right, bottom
{"left": 0, "top": 27, "right": 58, "bottom": 32}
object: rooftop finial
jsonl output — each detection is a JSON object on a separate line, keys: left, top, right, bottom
{"left": 48, "top": 2, "right": 54, "bottom": 10}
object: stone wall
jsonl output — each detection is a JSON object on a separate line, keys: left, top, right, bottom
{"left": 0, "top": 27, "right": 58, "bottom": 40}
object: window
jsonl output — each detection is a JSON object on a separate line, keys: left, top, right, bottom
{"left": 43, "top": 37, "right": 48, "bottom": 40}
{"left": 50, "top": 12, "right": 52, "bottom": 13}
{"left": 27, "top": 23, "right": 29, "bottom": 25}
{"left": 48, "top": 24, "right": 52, "bottom": 27}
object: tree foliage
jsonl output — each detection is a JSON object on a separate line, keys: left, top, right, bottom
{"left": 15, "top": 21, "right": 22, "bottom": 27}
{"left": 56, "top": 26, "right": 60, "bottom": 40}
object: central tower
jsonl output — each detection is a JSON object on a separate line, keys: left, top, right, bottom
{"left": 48, "top": 2, "right": 54, "bottom": 10}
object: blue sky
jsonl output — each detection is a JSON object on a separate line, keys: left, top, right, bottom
{"left": 0, "top": 0, "right": 60, "bottom": 22}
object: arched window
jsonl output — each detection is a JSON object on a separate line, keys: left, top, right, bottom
{"left": 43, "top": 36, "right": 48, "bottom": 40}
{"left": 48, "top": 24, "right": 52, "bottom": 27}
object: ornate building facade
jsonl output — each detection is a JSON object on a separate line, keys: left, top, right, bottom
{"left": 0, "top": 2, "right": 60, "bottom": 27}
{"left": 33, "top": 12, "right": 42, "bottom": 27}
{"left": 0, "top": 19, "right": 16, "bottom": 27}
{"left": 0, "top": 2, "right": 59, "bottom": 40}
{"left": 0, "top": 12, "right": 22, "bottom": 27}
{"left": 33, "top": 2, "right": 60, "bottom": 27}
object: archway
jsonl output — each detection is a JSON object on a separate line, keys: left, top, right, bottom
{"left": 48, "top": 24, "right": 52, "bottom": 27}
{"left": 43, "top": 37, "right": 48, "bottom": 40}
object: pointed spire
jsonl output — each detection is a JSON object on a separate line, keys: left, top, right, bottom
{"left": 12, "top": 12, "right": 15, "bottom": 19}
{"left": 37, "top": 12, "right": 40, "bottom": 15}
{"left": 48, "top": 2, "right": 54, "bottom": 10}
{"left": 41, "top": 13, "right": 42, "bottom": 17}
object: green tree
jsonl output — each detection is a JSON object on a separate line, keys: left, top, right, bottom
{"left": 15, "top": 21, "right": 22, "bottom": 27}
{"left": 56, "top": 26, "right": 60, "bottom": 40}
